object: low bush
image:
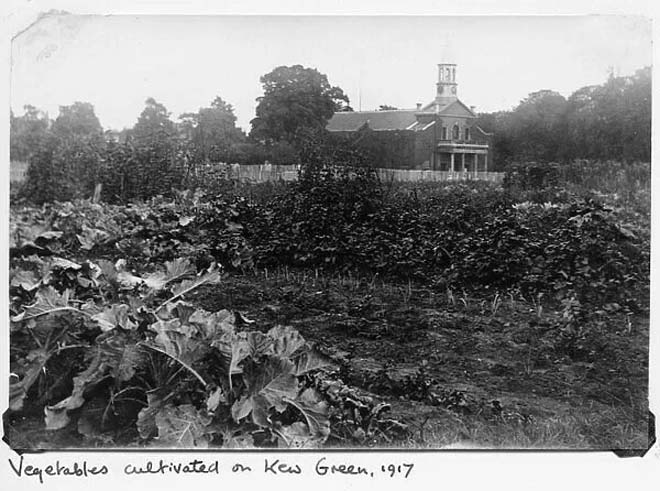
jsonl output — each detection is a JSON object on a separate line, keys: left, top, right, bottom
{"left": 243, "top": 172, "right": 649, "bottom": 311}
{"left": 12, "top": 162, "right": 650, "bottom": 312}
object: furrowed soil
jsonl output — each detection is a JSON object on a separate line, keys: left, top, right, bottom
{"left": 187, "top": 272, "right": 649, "bottom": 450}
{"left": 5, "top": 270, "right": 649, "bottom": 451}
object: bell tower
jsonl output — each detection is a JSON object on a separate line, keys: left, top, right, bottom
{"left": 436, "top": 63, "right": 458, "bottom": 106}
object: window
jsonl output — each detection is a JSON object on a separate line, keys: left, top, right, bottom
{"left": 452, "top": 124, "right": 460, "bottom": 140}
{"left": 464, "top": 127, "right": 470, "bottom": 141}
{"left": 441, "top": 126, "right": 448, "bottom": 140}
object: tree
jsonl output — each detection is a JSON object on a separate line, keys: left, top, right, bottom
{"left": 621, "top": 66, "right": 651, "bottom": 161}
{"left": 132, "top": 97, "right": 176, "bottom": 143}
{"left": 128, "top": 98, "right": 183, "bottom": 199}
{"left": 477, "top": 66, "right": 651, "bottom": 166}
{"left": 249, "top": 65, "right": 350, "bottom": 145}
{"left": 51, "top": 101, "right": 102, "bottom": 138}
{"left": 179, "top": 96, "right": 245, "bottom": 163}
{"left": 19, "top": 103, "right": 104, "bottom": 203}
{"left": 508, "top": 90, "right": 568, "bottom": 162}
{"left": 10, "top": 105, "right": 51, "bottom": 161}
{"left": 565, "top": 85, "right": 600, "bottom": 159}
{"left": 378, "top": 105, "right": 398, "bottom": 111}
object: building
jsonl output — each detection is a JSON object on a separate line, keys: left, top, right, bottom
{"left": 326, "top": 63, "right": 491, "bottom": 172}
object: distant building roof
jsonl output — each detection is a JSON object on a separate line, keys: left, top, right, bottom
{"left": 327, "top": 100, "right": 477, "bottom": 133}
{"left": 327, "top": 110, "right": 419, "bottom": 132}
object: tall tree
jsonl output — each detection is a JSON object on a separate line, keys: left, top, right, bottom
{"left": 179, "top": 96, "right": 245, "bottom": 163}
{"left": 10, "top": 105, "right": 50, "bottom": 161}
{"left": 128, "top": 98, "right": 183, "bottom": 199}
{"left": 20, "top": 102, "right": 104, "bottom": 202}
{"left": 565, "top": 85, "right": 600, "bottom": 159}
{"left": 51, "top": 101, "right": 103, "bottom": 138}
{"left": 478, "top": 66, "right": 651, "bottom": 166}
{"left": 621, "top": 66, "right": 651, "bottom": 161}
{"left": 508, "top": 90, "right": 568, "bottom": 162}
{"left": 249, "top": 65, "right": 350, "bottom": 145}
{"left": 132, "top": 97, "right": 176, "bottom": 143}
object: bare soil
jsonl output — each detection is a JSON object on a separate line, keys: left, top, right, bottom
{"left": 5, "top": 271, "right": 649, "bottom": 451}
{"left": 188, "top": 272, "right": 649, "bottom": 449}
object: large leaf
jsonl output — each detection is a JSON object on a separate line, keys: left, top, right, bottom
{"left": 219, "top": 428, "right": 254, "bottom": 448}
{"left": 117, "top": 271, "right": 144, "bottom": 289}
{"left": 45, "top": 332, "right": 144, "bottom": 429}
{"left": 137, "top": 390, "right": 173, "bottom": 439}
{"left": 245, "top": 331, "right": 274, "bottom": 358}
{"left": 11, "top": 287, "right": 76, "bottom": 322}
{"left": 285, "top": 388, "right": 330, "bottom": 440}
{"left": 77, "top": 225, "right": 110, "bottom": 250}
{"left": 97, "top": 259, "right": 143, "bottom": 289}
{"left": 268, "top": 325, "right": 306, "bottom": 358}
{"left": 10, "top": 269, "right": 40, "bottom": 292}
{"left": 91, "top": 304, "right": 137, "bottom": 331}
{"left": 293, "top": 349, "right": 336, "bottom": 376}
{"left": 76, "top": 261, "right": 103, "bottom": 289}
{"left": 230, "top": 357, "right": 298, "bottom": 425}
{"left": 8, "top": 348, "right": 50, "bottom": 412}
{"left": 154, "top": 300, "right": 196, "bottom": 322}
{"left": 11, "top": 224, "right": 62, "bottom": 250}
{"left": 96, "top": 259, "right": 120, "bottom": 284}
{"left": 206, "top": 386, "right": 228, "bottom": 414}
{"left": 102, "top": 335, "right": 144, "bottom": 382}
{"left": 266, "top": 326, "right": 333, "bottom": 375}
{"left": 154, "top": 404, "right": 213, "bottom": 448}
{"left": 51, "top": 257, "right": 82, "bottom": 271}
{"left": 166, "top": 268, "right": 222, "bottom": 303}
{"left": 143, "top": 258, "right": 196, "bottom": 291}
{"left": 189, "top": 308, "right": 235, "bottom": 340}
{"left": 275, "top": 421, "right": 324, "bottom": 448}
{"left": 212, "top": 332, "right": 251, "bottom": 380}
{"left": 113, "top": 259, "right": 144, "bottom": 289}
{"left": 77, "top": 397, "right": 111, "bottom": 439}
{"left": 146, "top": 319, "right": 208, "bottom": 386}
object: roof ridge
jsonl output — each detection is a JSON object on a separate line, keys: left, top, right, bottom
{"left": 334, "top": 108, "right": 418, "bottom": 115}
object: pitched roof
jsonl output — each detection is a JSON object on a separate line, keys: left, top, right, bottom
{"left": 326, "top": 110, "right": 419, "bottom": 132}
{"left": 422, "top": 99, "right": 477, "bottom": 117}
{"left": 328, "top": 98, "right": 478, "bottom": 133}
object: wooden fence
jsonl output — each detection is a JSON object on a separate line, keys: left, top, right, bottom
{"left": 376, "top": 169, "right": 505, "bottom": 183}
{"left": 204, "top": 163, "right": 504, "bottom": 184}
{"left": 10, "top": 160, "right": 504, "bottom": 186}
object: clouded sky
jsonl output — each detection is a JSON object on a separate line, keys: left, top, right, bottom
{"left": 10, "top": 14, "right": 652, "bottom": 132}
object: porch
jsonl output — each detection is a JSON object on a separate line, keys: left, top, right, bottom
{"left": 432, "top": 142, "right": 490, "bottom": 173}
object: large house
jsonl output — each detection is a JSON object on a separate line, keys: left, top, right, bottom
{"left": 326, "top": 63, "right": 491, "bottom": 172}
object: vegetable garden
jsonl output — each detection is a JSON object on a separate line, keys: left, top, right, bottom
{"left": 6, "top": 164, "right": 651, "bottom": 449}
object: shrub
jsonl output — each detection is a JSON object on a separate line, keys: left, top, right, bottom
{"left": 243, "top": 177, "right": 649, "bottom": 311}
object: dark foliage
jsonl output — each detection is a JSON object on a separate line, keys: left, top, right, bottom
{"left": 477, "top": 67, "right": 651, "bottom": 167}
{"left": 241, "top": 174, "right": 649, "bottom": 312}
{"left": 10, "top": 105, "right": 50, "bottom": 162}
{"left": 249, "top": 65, "right": 350, "bottom": 146}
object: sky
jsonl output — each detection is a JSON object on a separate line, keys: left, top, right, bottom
{"left": 10, "top": 14, "right": 653, "bottom": 132}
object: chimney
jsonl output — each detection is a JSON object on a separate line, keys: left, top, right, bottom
{"left": 416, "top": 103, "right": 422, "bottom": 110}
{"left": 470, "top": 105, "right": 477, "bottom": 112}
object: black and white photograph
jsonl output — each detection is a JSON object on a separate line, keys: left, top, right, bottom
{"left": 3, "top": 8, "right": 655, "bottom": 458}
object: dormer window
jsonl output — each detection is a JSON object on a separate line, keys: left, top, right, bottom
{"left": 452, "top": 124, "right": 460, "bottom": 140}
